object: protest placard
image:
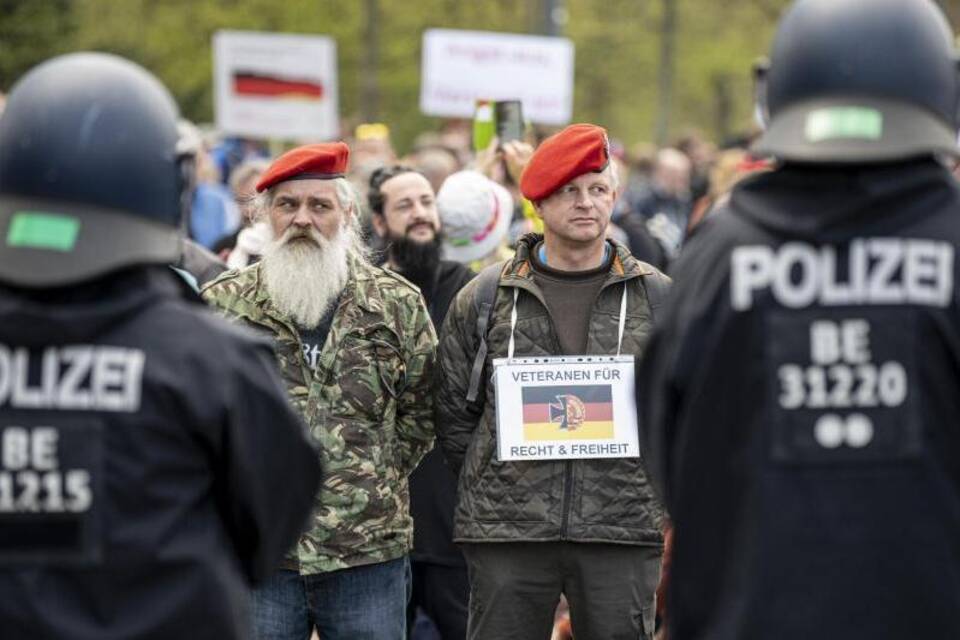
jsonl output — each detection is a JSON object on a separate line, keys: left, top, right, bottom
{"left": 213, "top": 30, "right": 339, "bottom": 141}
{"left": 420, "top": 29, "right": 574, "bottom": 125}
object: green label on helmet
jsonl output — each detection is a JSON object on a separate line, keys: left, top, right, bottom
{"left": 805, "top": 107, "right": 883, "bottom": 143}
{"left": 6, "top": 212, "right": 80, "bottom": 251}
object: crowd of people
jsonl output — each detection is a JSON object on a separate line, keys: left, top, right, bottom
{"left": 168, "top": 108, "right": 760, "bottom": 291}
{"left": 162, "top": 81, "right": 764, "bottom": 640}
{"left": 2, "top": 0, "right": 960, "bottom": 639}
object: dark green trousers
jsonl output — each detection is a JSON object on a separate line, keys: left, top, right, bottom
{"left": 461, "top": 541, "right": 662, "bottom": 640}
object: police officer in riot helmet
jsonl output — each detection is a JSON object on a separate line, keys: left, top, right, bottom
{"left": 0, "top": 53, "right": 321, "bottom": 639}
{"left": 639, "top": 1, "right": 960, "bottom": 638}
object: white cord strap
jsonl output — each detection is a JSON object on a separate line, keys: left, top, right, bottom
{"left": 508, "top": 284, "right": 626, "bottom": 357}
{"left": 616, "top": 283, "right": 628, "bottom": 356}
{"left": 507, "top": 288, "right": 519, "bottom": 359}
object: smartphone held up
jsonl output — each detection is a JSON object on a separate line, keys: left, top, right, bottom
{"left": 472, "top": 99, "right": 526, "bottom": 152}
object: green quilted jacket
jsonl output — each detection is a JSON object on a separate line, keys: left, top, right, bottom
{"left": 436, "top": 234, "right": 667, "bottom": 546}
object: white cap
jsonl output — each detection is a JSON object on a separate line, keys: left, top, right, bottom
{"left": 438, "top": 170, "right": 513, "bottom": 263}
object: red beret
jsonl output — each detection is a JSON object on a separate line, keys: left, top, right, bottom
{"left": 255, "top": 142, "right": 350, "bottom": 192}
{"left": 520, "top": 124, "right": 611, "bottom": 201}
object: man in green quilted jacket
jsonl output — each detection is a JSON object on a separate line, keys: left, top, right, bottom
{"left": 436, "top": 124, "right": 668, "bottom": 640}
{"left": 202, "top": 142, "right": 436, "bottom": 640}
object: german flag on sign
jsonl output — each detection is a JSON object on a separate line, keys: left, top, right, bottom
{"left": 233, "top": 71, "right": 324, "bottom": 101}
{"left": 522, "top": 385, "right": 614, "bottom": 441}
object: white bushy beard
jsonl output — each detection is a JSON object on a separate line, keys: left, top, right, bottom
{"left": 260, "top": 223, "right": 352, "bottom": 327}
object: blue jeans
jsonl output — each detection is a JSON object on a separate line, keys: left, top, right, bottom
{"left": 252, "top": 557, "right": 411, "bottom": 640}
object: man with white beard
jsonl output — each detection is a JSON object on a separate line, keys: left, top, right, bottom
{"left": 202, "top": 142, "right": 438, "bottom": 640}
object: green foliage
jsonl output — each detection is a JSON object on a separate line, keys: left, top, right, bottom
{"left": 0, "top": 0, "right": 75, "bottom": 91}
{"left": 3, "top": 0, "right": 955, "bottom": 151}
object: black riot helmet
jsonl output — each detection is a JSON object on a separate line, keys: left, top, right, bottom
{"left": 753, "top": 0, "right": 960, "bottom": 164}
{"left": 0, "top": 52, "right": 193, "bottom": 287}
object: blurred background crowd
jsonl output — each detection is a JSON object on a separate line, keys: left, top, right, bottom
{"left": 91, "top": 115, "right": 769, "bottom": 285}
{"left": 6, "top": 0, "right": 959, "bottom": 276}
{"left": 0, "top": 0, "right": 842, "bottom": 282}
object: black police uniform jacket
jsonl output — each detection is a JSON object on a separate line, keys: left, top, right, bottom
{"left": 0, "top": 268, "right": 321, "bottom": 640}
{"left": 639, "top": 159, "right": 960, "bottom": 640}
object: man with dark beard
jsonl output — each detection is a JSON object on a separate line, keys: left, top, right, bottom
{"left": 202, "top": 144, "right": 437, "bottom": 640}
{"left": 369, "top": 166, "right": 473, "bottom": 639}
{"left": 370, "top": 166, "right": 474, "bottom": 327}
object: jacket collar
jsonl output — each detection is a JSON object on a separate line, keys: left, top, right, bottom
{"left": 0, "top": 267, "right": 187, "bottom": 346}
{"left": 502, "top": 232, "right": 653, "bottom": 287}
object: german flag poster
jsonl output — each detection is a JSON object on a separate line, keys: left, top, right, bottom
{"left": 232, "top": 72, "right": 324, "bottom": 101}
{"left": 494, "top": 356, "right": 640, "bottom": 461}
{"left": 213, "top": 30, "right": 339, "bottom": 141}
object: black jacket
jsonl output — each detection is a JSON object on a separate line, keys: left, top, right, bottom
{"left": 403, "top": 259, "right": 474, "bottom": 566}
{"left": 639, "top": 160, "right": 960, "bottom": 640}
{"left": 0, "top": 267, "right": 321, "bottom": 640}
{"left": 616, "top": 212, "right": 670, "bottom": 271}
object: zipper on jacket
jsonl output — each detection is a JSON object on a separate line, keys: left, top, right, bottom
{"left": 560, "top": 459, "right": 573, "bottom": 539}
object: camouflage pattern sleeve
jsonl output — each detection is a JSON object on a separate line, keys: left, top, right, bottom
{"left": 435, "top": 278, "right": 486, "bottom": 476}
{"left": 199, "top": 267, "right": 249, "bottom": 320}
{"left": 394, "top": 290, "right": 438, "bottom": 477}
{"left": 199, "top": 270, "right": 236, "bottom": 312}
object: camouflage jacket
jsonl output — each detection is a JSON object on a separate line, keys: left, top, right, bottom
{"left": 201, "top": 256, "right": 437, "bottom": 574}
{"left": 436, "top": 234, "right": 668, "bottom": 546}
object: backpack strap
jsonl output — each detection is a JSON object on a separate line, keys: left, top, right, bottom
{"left": 465, "top": 262, "right": 506, "bottom": 403}
{"left": 641, "top": 269, "right": 671, "bottom": 322}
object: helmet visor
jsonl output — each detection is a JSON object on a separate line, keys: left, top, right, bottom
{"left": 0, "top": 196, "right": 182, "bottom": 287}
{"left": 752, "top": 95, "right": 959, "bottom": 163}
